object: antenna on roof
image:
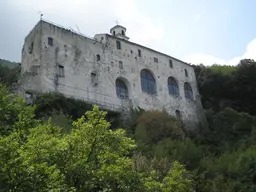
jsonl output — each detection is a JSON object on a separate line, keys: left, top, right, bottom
{"left": 38, "top": 11, "right": 43, "bottom": 20}
{"left": 76, "top": 25, "right": 81, "bottom": 34}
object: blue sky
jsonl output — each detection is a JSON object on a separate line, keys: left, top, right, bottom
{"left": 1, "top": 0, "right": 256, "bottom": 65}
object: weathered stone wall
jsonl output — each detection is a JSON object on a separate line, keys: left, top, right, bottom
{"left": 20, "top": 20, "right": 206, "bottom": 130}
{"left": 19, "top": 22, "right": 43, "bottom": 94}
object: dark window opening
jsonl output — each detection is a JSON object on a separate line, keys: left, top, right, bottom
{"left": 29, "top": 42, "right": 34, "bottom": 54}
{"left": 119, "top": 61, "right": 123, "bottom": 69}
{"left": 113, "top": 30, "right": 116, "bottom": 36}
{"left": 169, "top": 60, "right": 173, "bottom": 68}
{"left": 138, "top": 49, "right": 141, "bottom": 57}
{"left": 130, "top": 50, "right": 133, "bottom": 54}
{"left": 116, "top": 41, "right": 121, "bottom": 50}
{"left": 140, "top": 69, "right": 157, "bottom": 95}
{"left": 184, "top": 82, "right": 193, "bottom": 100}
{"left": 96, "top": 54, "right": 101, "bottom": 62}
{"left": 116, "top": 79, "right": 129, "bottom": 99}
{"left": 91, "top": 72, "right": 98, "bottom": 85}
{"left": 48, "top": 37, "right": 53, "bottom": 46}
{"left": 58, "top": 65, "right": 64, "bottom": 77}
{"left": 122, "top": 30, "right": 125, "bottom": 35}
{"left": 168, "top": 77, "right": 179, "bottom": 96}
{"left": 175, "top": 110, "right": 181, "bottom": 120}
{"left": 185, "top": 69, "right": 188, "bottom": 77}
{"left": 154, "top": 57, "right": 158, "bottom": 63}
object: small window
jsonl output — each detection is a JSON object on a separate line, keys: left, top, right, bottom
{"left": 48, "top": 37, "right": 53, "bottom": 46}
{"left": 154, "top": 57, "right": 158, "bottom": 63}
{"left": 96, "top": 54, "right": 100, "bottom": 62}
{"left": 116, "top": 41, "right": 121, "bottom": 50}
{"left": 130, "top": 50, "right": 133, "bottom": 54}
{"left": 175, "top": 110, "right": 181, "bottom": 120}
{"left": 122, "top": 30, "right": 125, "bottom": 35}
{"left": 119, "top": 61, "right": 123, "bottom": 69}
{"left": 185, "top": 69, "right": 188, "bottom": 77}
{"left": 58, "top": 65, "right": 64, "bottom": 77}
{"left": 113, "top": 30, "right": 116, "bottom": 36}
{"left": 184, "top": 82, "right": 193, "bottom": 100}
{"left": 91, "top": 72, "right": 98, "bottom": 85}
{"left": 29, "top": 42, "right": 34, "bottom": 54}
{"left": 138, "top": 49, "right": 141, "bottom": 57}
{"left": 169, "top": 60, "right": 173, "bottom": 68}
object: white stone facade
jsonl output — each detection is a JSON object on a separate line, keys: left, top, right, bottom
{"left": 20, "top": 20, "right": 206, "bottom": 130}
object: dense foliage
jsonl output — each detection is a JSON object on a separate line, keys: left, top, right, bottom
{"left": 1, "top": 58, "right": 256, "bottom": 191}
{"left": 0, "top": 85, "right": 192, "bottom": 191}
{"left": 0, "top": 61, "right": 20, "bottom": 86}
{"left": 193, "top": 59, "right": 256, "bottom": 115}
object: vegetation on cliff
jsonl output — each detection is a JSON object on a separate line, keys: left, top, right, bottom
{"left": 1, "top": 58, "right": 256, "bottom": 191}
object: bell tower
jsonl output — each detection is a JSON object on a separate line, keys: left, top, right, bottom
{"left": 110, "top": 24, "right": 129, "bottom": 40}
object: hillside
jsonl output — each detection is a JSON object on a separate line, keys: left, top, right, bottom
{"left": 0, "top": 58, "right": 21, "bottom": 86}
{"left": 0, "top": 58, "right": 20, "bottom": 68}
{"left": 1, "top": 58, "right": 256, "bottom": 191}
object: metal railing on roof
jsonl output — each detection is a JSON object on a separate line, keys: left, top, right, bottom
{"left": 41, "top": 19, "right": 95, "bottom": 40}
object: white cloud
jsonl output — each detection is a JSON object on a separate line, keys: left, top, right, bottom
{"left": 195, "top": 7, "right": 205, "bottom": 22}
{"left": 184, "top": 39, "right": 256, "bottom": 66}
{"left": 115, "top": 0, "right": 164, "bottom": 45}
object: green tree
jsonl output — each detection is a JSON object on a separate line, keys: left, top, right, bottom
{"left": 0, "top": 106, "right": 143, "bottom": 191}
{"left": 0, "top": 84, "right": 37, "bottom": 136}
{"left": 135, "top": 110, "right": 184, "bottom": 144}
{"left": 142, "top": 161, "right": 193, "bottom": 192}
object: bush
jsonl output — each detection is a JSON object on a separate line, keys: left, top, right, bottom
{"left": 135, "top": 110, "right": 184, "bottom": 145}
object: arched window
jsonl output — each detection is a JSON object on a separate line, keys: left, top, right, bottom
{"left": 184, "top": 82, "right": 193, "bottom": 99}
{"left": 113, "top": 30, "right": 116, "bottom": 36}
{"left": 122, "top": 30, "right": 125, "bottom": 35}
{"left": 168, "top": 77, "right": 179, "bottom": 96}
{"left": 96, "top": 54, "right": 100, "bottom": 61}
{"left": 185, "top": 69, "right": 188, "bottom": 77}
{"left": 140, "top": 69, "right": 157, "bottom": 94}
{"left": 116, "top": 79, "right": 129, "bottom": 99}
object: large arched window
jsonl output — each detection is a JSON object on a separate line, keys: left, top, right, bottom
{"left": 116, "top": 79, "right": 129, "bottom": 99}
{"left": 140, "top": 69, "right": 157, "bottom": 94}
{"left": 168, "top": 77, "right": 179, "bottom": 96}
{"left": 184, "top": 82, "right": 193, "bottom": 99}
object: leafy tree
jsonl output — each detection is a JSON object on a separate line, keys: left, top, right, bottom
{"left": 142, "top": 161, "right": 193, "bottom": 192}
{"left": 135, "top": 110, "right": 184, "bottom": 144}
{"left": 197, "top": 147, "right": 256, "bottom": 192}
{"left": 193, "top": 59, "right": 256, "bottom": 115}
{"left": 0, "top": 84, "right": 37, "bottom": 136}
{"left": 0, "top": 62, "right": 20, "bottom": 86}
{"left": 34, "top": 92, "right": 92, "bottom": 119}
{"left": 0, "top": 106, "right": 143, "bottom": 191}
{"left": 153, "top": 138, "right": 205, "bottom": 170}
